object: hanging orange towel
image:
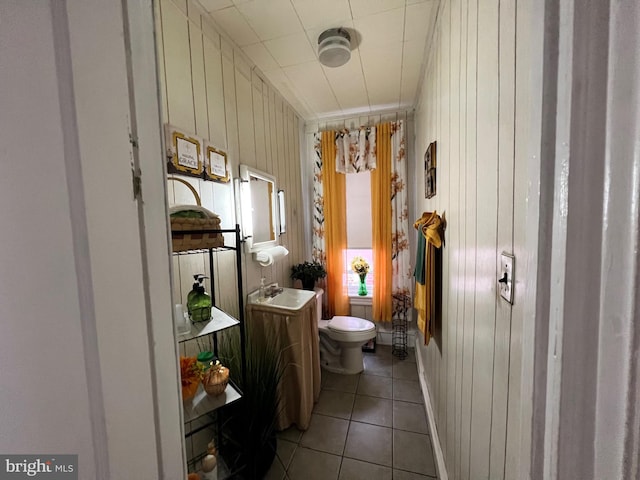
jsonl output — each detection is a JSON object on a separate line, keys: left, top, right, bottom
{"left": 413, "top": 211, "right": 445, "bottom": 344}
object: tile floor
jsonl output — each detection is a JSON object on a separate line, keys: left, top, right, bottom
{"left": 265, "top": 345, "right": 438, "bottom": 480}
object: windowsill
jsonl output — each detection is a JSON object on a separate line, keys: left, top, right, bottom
{"left": 349, "top": 295, "right": 372, "bottom": 306}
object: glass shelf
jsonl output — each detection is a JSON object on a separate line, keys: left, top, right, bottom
{"left": 178, "top": 307, "right": 239, "bottom": 343}
{"left": 183, "top": 381, "right": 242, "bottom": 427}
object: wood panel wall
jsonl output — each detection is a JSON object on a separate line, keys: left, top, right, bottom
{"left": 155, "top": 0, "right": 306, "bottom": 315}
{"left": 413, "top": 0, "right": 531, "bottom": 478}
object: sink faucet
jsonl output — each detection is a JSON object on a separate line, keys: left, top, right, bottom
{"left": 266, "top": 283, "right": 283, "bottom": 297}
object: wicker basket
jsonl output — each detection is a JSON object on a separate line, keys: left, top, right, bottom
{"left": 203, "top": 362, "right": 229, "bottom": 396}
{"left": 169, "top": 177, "right": 224, "bottom": 252}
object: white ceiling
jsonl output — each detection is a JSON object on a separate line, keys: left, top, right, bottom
{"left": 198, "top": 0, "right": 438, "bottom": 121}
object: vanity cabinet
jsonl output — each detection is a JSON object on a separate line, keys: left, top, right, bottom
{"left": 173, "top": 225, "right": 246, "bottom": 477}
{"left": 245, "top": 296, "right": 321, "bottom": 431}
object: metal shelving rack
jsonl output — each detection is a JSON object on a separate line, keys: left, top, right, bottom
{"left": 173, "top": 225, "right": 246, "bottom": 477}
{"left": 392, "top": 294, "right": 410, "bottom": 359}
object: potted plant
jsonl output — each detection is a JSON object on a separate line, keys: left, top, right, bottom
{"left": 290, "top": 261, "right": 327, "bottom": 290}
{"left": 218, "top": 328, "right": 285, "bottom": 479}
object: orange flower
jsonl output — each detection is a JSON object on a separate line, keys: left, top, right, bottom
{"left": 180, "top": 356, "right": 204, "bottom": 401}
{"left": 180, "top": 356, "right": 202, "bottom": 386}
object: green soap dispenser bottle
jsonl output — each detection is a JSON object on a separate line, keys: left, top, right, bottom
{"left": 187, "top": 274, "right": 212, "bottom": 322}
{"left": 187, "top": 274, "right": 205, "bottom": 307}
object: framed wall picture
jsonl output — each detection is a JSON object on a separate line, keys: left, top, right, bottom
{"left": 424, "top": 141, "right": 437, "bottom": 199}
{"left": 204, "top": 144, "right": 230, "bottom": 182}
{"left": 165, "top": 125, "right": 204, "bottom": 177}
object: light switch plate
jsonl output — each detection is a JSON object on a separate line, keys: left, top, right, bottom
{"left": 500, "top": 253, "right": 515, "bottom": 304}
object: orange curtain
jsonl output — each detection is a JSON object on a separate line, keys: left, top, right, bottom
{"left": 370, "top": 123, "right": 392, "bottom": 321}
{"left": 321, "top": 131, "right": 349, "bottom": 317}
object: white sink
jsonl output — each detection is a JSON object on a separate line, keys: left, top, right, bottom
{"left": 247, "top": 287, "right": 316, "bottom": 311}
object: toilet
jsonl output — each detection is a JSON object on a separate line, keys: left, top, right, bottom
{"left": 315, "top": 288, "right": 377, "bottom": 375}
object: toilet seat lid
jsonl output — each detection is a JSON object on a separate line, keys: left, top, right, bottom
{"left": 328, "top": 316, "right": 374, "bottom": 333}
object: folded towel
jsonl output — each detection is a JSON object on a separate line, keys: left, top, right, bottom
{"left": 413, "top": 231, "right": 426, "bottom": 284}
{"left": 413, "top": 211, "right": 445, "bottom": 345}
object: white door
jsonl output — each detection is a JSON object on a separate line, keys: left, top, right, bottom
{"left": 0, "top": 1, "right": 183, "bottom": 478}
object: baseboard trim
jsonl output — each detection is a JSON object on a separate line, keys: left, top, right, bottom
{"left": 415, "top": 337, "right": 448, "bottom": 480}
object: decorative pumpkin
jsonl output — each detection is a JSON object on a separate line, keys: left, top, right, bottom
{"left": 187, "top": 473, "right": 200, "bottom": 480}
{"left": 202, "top": 360, "right": 229, "bottom": 396}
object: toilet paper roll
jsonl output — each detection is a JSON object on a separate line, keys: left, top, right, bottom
{"left": 254, "top": 245, "right": 289, "bottom": 267}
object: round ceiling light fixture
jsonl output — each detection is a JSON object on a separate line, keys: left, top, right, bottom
{"left": 318, "top": 28, "right": 351, "bottom": 68}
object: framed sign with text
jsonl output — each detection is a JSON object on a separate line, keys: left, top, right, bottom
{"left": 165, "top": 125, "right": 203, "bottom": 177}
{"left": 204, "top": 144, "right": 229, "bottom": 183}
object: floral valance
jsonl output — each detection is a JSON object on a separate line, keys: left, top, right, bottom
{"left": 335, "top": 127, "right": 376, "bottom": 173}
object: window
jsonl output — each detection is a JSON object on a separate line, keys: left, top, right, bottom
{"left": 345, "top": 172, "right": 373, "bottom": 296}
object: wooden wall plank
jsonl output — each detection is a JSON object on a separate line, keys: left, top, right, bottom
{"left": 252, "top": 76, "right": 267, "bottom": 173}
{"left": 203, "top": 36, "right": 226, "bottom": 149}
{"left": 269, "top": 88, "right": 279, "bottom": 179}
{"left": 262, "top": 83, "right": 273, "bottom": 171}
{"left": 447, "top": 0, "right": 462, "bottom": 475}
{"left": 489, "top": 0, "right": 517, "bottom": 478}
{"left": 221, "top": 43, "right": 239, "bottom": 175}
{"left": 431, "top": 20, "right": 442, "bottom": 444}
{"left": 438, "top": 3, "right": 452, "bottom": 466}
{"left": 453, "top": 0, "right": 467, "bottom": 477}
{"left": 293, "top": 116, "right": 304, "bottom": 264}
{"left": 189, "top": 18, "right": 207, "bottom": 137}
{"left": 154, "top": 0, "right": 169, "bottom": 124}
{"left": 505, "top": 0, "right": 532, "bottom": 476}
{"left": 220, "top": 43, "right": 246, "bottom": 297}
{"left": 460, "top": 0, "right": 479, "bottom": 478}
{"left": 468, "top": 0, "right": 500, "bottom": 478}
{"left": 239, "top": 73, "right": 262, "bottom": 290}
{"left": 235, "top": 65, "right": 255, "bottom": 166}
{"left": 161, "top": 0, "right": 194, "bottom": 131}
{"left": 287, "top": 110, "right": 297, "bottom": 273}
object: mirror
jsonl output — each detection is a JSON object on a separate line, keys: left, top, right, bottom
{"left": 238, "top": 164, "right": 278, "bottom": 252}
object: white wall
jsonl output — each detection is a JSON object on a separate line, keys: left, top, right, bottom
{"left": 0, "top": 1, "right": 183, "bottom": 478}
{"left": 412, "top": 0, "right": 533, "bottom": 478}
{"left": 0, "top": 4, "right": 98, "bottom": 476}
{"left": 156, "top": 0, "right": 307, "bottom": 310}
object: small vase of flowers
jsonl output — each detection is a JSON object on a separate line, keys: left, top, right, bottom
{"left": 351, "top": 256, "right": 370, "bottom": 296}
